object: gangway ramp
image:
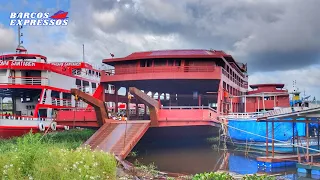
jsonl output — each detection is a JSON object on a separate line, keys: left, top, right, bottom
{"left": 129, "top": 87, "right": 159, "bottom": 126}
{"left": 70, "top": 88, "right": 108, "bottom": 126}
{"left": 83, "top": 120, "right": 150, "bottom": 159}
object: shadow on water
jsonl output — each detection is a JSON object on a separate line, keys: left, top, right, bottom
{"left": 126, "top": 126, "right": 301, "bottom": 177}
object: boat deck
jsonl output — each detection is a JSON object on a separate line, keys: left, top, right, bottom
{"left": 257, "top": 153, "right": 320, "bottom": 163}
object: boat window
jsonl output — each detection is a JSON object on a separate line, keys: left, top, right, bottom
{"left": 76, "top": 79, "right": 81, "bottom": 85}
{"left": 154, "top": 59, "right": 166, "bottom": 67}
{"left": 175, "top": 60, "right": 181, "bottom": 66}
{"left": 89, "top": 70, "right": 92, "bottom": 74}
{"left": 140, "top": 60, "right": 146, "bottom": 67}
{"left": 83, "top": 81, "right": 89, "bottom": 86}
{"left": 92, "top": 83, "right": 96, "bottom": 88}
{"left": 168, "top": 60, "right": 174, "bottom": 66}
{"left": 146, "top": 60, "right": 152, "bottom": 67}
{"left": 0, "top": 70, "right": 6, "bottom": 76}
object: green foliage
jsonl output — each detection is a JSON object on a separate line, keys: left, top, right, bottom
{"left": 193, "top": 172, "right": 276, "bottom": 180}
{"left": 134, "top": 160, "right": 160, "bottom": 177}
{"left": 242, "top": 174, "right": 275, "bottom": 180}
{"left": 0, "top": 130, "right": 117, "bottom": 180}
{"left": 128, "top": 151, "right": 138, "bottom": 158}
{"left": 193, "top": 172, "right": 233, "bottom": 180}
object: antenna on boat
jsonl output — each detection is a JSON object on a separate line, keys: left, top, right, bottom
{"left": 82, "top": 44, "right": 85, "bottom": 62}
{"left": 57, "top": 0, "right": 60, "bottom": 9}
{"left": 16, "top": 25, "right": 26, "bottom": 54}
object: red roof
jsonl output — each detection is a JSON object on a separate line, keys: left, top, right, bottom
{"left": 103, "top": 49, "right": 233, "bottom": 64}
{"left": 0, "top": 54, "right": 47, "bottom": 61}
{"left": 250, "top": 84, "right": 285, "bottom": 89}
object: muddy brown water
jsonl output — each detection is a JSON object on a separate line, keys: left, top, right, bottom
{"left": 126, "top": 126, "right": 315, "bottom": 179}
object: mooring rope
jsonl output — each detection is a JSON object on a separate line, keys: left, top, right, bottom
{"left": 222, "top": 122, "right": 320, "bottom": 153}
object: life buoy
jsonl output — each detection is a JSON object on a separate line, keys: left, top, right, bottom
{"left": 51, "top": 122, "right": 57, "bottom": 131}
{"left": 64, "top": 126, "right": 70, "bottom": 130}
{"left": 38, "top": 123, "right": 45, "bottom": 131}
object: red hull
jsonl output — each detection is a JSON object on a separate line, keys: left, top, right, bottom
{"left": 0, "top": 125, "right": 66, "bottom": 139}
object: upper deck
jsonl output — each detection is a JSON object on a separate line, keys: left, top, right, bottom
{"left": 101, "top": 49, "right": 248, "bottom": 89}
{"left": 0, "top": 53, "right": 102, "bottom": 90}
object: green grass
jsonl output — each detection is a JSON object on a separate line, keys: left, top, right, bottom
{"left": 0, "top": 129, "right": 117, "bottom": 180}
{"left": 192, "top": 172, "right": 276, "bottom": 180}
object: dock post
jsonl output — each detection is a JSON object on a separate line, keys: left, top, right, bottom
{"left": 272, "top": 121, "right": 274, "bottom": 158}
{"left": 306, "top": 120, "right": 309, "bottom": 162}
{"left": 317, "top": 118, "right": 320, "bottom": 150}
{"left": 292, "top": 122, "right": 295, "bottom": 153}
{"left": 266, "top": 121, "right": 269, "bottom": 157}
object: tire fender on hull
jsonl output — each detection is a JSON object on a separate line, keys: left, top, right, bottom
{"left": 38, "top": 123, "right": 45, "bottom": 131}
{"left": 51, "top": 122, "right": 57, "bottom": 131}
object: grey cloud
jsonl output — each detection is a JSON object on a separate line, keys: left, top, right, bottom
{"left": 247, "top": 51, "right": 320, "bottom": 73}
{"left": 70, "top": 0, "right": 320, "bottom": 72}
{"left": 0, "top": 25, "right": 16, "bottom": 52}
{"left": 249, "top": 66, "right": 320, "bottom": 99}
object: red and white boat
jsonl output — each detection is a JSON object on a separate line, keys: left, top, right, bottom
{"left": 0, "top": 26, "right": 102, "bottom": 138}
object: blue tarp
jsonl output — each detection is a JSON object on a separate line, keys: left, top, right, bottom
{"left": 228, "top": 118, "right": 306, "bottom": 142}
{"left": 229, "top": 155, "right": 258, "bottom": 174}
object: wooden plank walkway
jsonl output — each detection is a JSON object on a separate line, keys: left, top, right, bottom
{"left": 257, "top": 153, "right": 320, "bottom": 163}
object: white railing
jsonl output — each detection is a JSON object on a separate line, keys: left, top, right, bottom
{"left": 41, "top": 98, "right": 88, "bottom": 108}
{"left": 262, "top": 105, "right": 320, "bottom": 118}
{"left": 8, "top": 77, "right": 48, "bottom": 85}
{"left": 0, "top": 114, "right": 53, "bottom": 121}
{"left": 72, "top": 69, "right": 101, "bottom": 79}
{"left": 76, "top": 101, "right": 88, "bottom": 108}
{"left": 42, "top": 98, "right": 72, "bottom": 107}
{"left": 223, "top": 112, "right": 265, "bottom": 119}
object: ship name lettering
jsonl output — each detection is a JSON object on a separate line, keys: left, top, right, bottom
{"left": 11, "top": 61, "right": 36, "bottom": 66}
{"left": 0, "top": 61, "right": 9, "bottom": 66}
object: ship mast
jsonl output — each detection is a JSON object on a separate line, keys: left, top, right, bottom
{"left": 16, "top": 25, "right": 27, "bottom": 54}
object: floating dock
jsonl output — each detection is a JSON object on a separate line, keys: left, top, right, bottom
{"left": 257, "top": 153, "right": 320, "bottom": 168}
{"left": 297, "top": 163, "right": 320, "bottom": 178}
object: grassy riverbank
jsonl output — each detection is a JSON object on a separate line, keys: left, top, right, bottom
{"left": 0, "top": 129, "right": 117, "bottom": 180}
{"left": 0, "top": 130, "right": 280, "bottom": 180}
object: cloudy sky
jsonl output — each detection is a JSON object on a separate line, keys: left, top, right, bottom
{"left": 0, "top": 0, "right": 320, "bottom": 99}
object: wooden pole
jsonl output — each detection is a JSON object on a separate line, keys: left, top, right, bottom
{"left": 266, "top": 121, "right": 269, "bottom": 157}
{"left": 244, "top": 95, "right": 246, "bottom": 113}
{"left": 306, "top": 120, "right": 309, "bottom": 162}
{"left": 257, "top": 96, "right": 259, "bottom": 112}
{"left": 230, "top": 96, "right": 233, "bottom": 113}
{"left": 272, "top": 121, "right": 275, "bottom": 158}
{"left": 262, "top": 93, "right": 265, "bottom": 111}
{"left": 317, "top": 119, "right": 320, "bottom": 150}
{"left": 292, "top": 122, "right": 295, "bottom": 153}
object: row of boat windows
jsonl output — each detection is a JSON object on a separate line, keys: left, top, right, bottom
{"left": 223, "top": 81, "right": 244, "bottom": 96}
{"left": 225, "top": 64, "right": 245, "bottom": 82}
{"left": 75, "top": 79, "right": 97, "bottom": 88}
{"left": 140, "top": 59, "right": 182, "bottom": 67}
{"left": 72, "top": 68, "right": 101, "bottom": 77}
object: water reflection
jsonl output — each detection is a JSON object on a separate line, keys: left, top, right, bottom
{"left": 128, "top": 136, "right": 296, "bottom": 176}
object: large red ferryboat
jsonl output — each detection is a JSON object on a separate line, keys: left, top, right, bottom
{"left": 56, "top": 49, "right": 249, "bottom": 127}
{"left": 0, "top": 26, "right": 103, "bottom": 138}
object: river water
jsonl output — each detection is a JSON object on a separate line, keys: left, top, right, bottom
{"left": 126, "top": 126, "right": 316, "bottom": 179}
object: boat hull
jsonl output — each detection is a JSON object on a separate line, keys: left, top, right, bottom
{"left": 226, "top": 138, "right": 320, "bottom": 154}
{"left": 0, "top": 119, "right": 66, "bottom": 139}
{"left": 0, "top": 126, "right": 41, "bottom": 138}
{"left": 228, "top": 119, "right": 306, "bottom": 142}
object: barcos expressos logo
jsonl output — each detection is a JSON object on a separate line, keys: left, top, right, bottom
{"left": 10, "top": 10, "right": 69, "bottom": 26}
